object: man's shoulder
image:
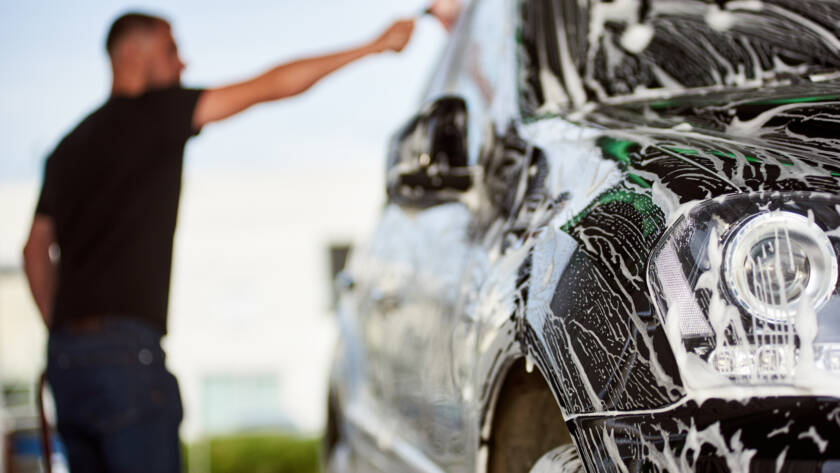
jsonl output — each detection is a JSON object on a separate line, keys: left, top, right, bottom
{"left": 47, "top": 102, "right": 112, "bottom": 161}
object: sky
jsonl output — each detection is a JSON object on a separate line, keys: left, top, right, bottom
{"left": 0, "top": 0, "right": 448, "bottom": 183}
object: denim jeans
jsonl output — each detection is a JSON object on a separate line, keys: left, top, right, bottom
{"left": 46, "top": 317, "right": 182, "bottom": 473}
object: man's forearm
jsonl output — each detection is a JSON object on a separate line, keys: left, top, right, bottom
{"left": 260, "top": 43, "right": 378, "bottom": 100}
{"left": 257, "top": 18, "right": 414, "bottom": 101}
{"left": 23, "top": 217, "right": 57, "bottom": 327}
{"left": 23, "top": 249, "right": 56, "bottom": 326}
{"left": 191, "top": 19, "right": 413, "bottom": 128}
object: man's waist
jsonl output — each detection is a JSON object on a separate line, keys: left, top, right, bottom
{"left": 52, "top": 314, "right": 164, "bottom": 338}
{"left": 58, "top": 314, "right": 106, "bottom": 333}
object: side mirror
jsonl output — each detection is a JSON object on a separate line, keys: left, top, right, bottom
{"left": 386, "top": 96, "right": 473, "bottom": 207}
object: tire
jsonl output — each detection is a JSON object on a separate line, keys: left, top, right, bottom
{"left": 487, "top": 360, "right": 580, "bottom": 473}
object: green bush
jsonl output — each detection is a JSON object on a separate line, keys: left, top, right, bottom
{"left": 187, "top": 433, "right": 320, "bottom": 473}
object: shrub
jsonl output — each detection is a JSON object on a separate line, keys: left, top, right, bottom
{"left": 186, "top": 433, "right": 320, "bottom": 473}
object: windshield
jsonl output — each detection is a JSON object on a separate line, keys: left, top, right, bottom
{"left": 518, "top": 0, "right": 840, "bottom": 117}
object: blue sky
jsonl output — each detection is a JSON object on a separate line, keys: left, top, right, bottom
{"left": 0, "top": 0, "right": 448, "bottom": 182}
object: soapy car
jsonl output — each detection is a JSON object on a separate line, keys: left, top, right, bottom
{"left": 325, "top": 0, "right": 840, "bottom": 471}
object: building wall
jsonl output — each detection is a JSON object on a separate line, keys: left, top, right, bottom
{"left": 169, "top": 166, "right": 383, "bottom": 439}
{"left": 0, "top": 270, "right": 46, "bottom": 384}
{"left": 0, "top": 164, "right": 384, "bottom": 442}
{"left": 0, "top": 180, "right": 45, "bottom": 405}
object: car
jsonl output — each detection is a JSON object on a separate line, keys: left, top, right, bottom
{"left": 324, "top": 0, "right": 840, "bottom": 471}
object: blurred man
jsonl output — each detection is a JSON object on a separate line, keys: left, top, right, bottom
{"left": 22, "top": 12, "right": 413, "bottom": 473}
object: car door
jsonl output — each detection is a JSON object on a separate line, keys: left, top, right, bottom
{"left": 350, "top": 0, "right": 519, "bottom": 471}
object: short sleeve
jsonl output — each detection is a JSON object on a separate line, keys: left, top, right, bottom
{"left": 34, "top": 156, "right": 55, "bottom": 217}
{"left": 151, "top": 87, "right": 205, "bottom": 141}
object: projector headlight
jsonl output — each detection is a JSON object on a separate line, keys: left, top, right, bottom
{"left": 723, "top": 211, "right": 838, "bottom": 324}
{"left": 648, "top": 192, "right": 840, "bottom": 391}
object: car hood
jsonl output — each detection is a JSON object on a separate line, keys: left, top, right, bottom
{"left": 584, "top": 83, "right": 840, "bottom": 201}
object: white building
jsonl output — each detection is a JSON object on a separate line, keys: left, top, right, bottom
{"left": 0, "top": 162, "right": 384, "bottom": 444}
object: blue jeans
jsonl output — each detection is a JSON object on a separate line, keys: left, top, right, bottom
{"left": 46, "top": 317, "right": 182, "bottom": 473}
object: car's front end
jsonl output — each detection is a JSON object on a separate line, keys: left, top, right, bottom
{"left": 521, "top": 94, "right": 840, "bottom": 472}
{"left": 513, "top": 0, "right": 840, "bottom": 468}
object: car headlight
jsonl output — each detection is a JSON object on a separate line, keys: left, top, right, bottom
{"left": 648, "top": 192, "right": 840, "bottom": 393}
{"left": 723, "top": 211, "right": 837, "bottom": 324}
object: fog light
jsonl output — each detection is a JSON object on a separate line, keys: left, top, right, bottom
{"left": 755, "top": 346, "right": 787, "bottom": 375}
{"left": 713, "top": 349, "right": 735, "bottom": 374}
{"left": 723, "top": 212, "right": 837, "bottom": 323}
{"left": 710, "top": 347, "right": 751, "bottom": 376}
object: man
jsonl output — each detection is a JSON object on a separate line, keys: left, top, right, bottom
{"left": 22, "top": 12, "right": 413, "bottom": 472}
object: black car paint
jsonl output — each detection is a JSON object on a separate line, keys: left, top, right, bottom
{"left": 329, "top": 0, "right": 840, "bottom": 471}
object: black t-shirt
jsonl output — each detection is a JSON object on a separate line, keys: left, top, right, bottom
{"left": 36, "top": 86, "right": 204, "bottom": 334}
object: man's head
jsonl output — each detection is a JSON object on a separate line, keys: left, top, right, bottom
{"left": 106, "top": 12, "right": 185, "bottom": 93}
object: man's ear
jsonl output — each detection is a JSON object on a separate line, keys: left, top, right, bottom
{"left": 113, "top": 33, "right": 149, "bottom": 67}
{"left": 111, "top": 42, "right": 133, "bottom": 68}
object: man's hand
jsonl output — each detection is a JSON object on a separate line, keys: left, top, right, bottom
{"left": 428, "top": 0, "right": 462, "bottom": 32}
{"left": 370, "top": 19, "right": 415, "bottom": 53}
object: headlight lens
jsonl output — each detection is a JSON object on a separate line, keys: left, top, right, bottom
{"left": 723, "top": 211, "right": 838, "bottom": 323}
{"left": 648, "top": 192, "right": 840, "bottom": 391}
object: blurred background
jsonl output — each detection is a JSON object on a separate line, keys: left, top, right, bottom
{"left": 0, "top": 1, "right": 449, "bottom": 471}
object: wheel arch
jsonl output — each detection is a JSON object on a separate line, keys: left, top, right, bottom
{"left": 478, "top": 356, "right": 577, "bottom": 473}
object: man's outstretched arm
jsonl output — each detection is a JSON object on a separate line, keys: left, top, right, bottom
{"left": 192, "top": 19, "right": 414, "bottom": 129}
{"left": 23, "top": 215, "right": 57, "bottom": 327}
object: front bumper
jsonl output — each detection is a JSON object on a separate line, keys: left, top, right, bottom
{"left": 569, "top": 397, "right": 840, "bottom": 472}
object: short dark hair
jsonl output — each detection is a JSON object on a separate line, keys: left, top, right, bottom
{"left": 106, "top": 12, "right": 169, "bottom": 55}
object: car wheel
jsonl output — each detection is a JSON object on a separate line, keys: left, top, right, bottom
{"left": 487, "top": 359, "right": 581, "bottom": 473}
